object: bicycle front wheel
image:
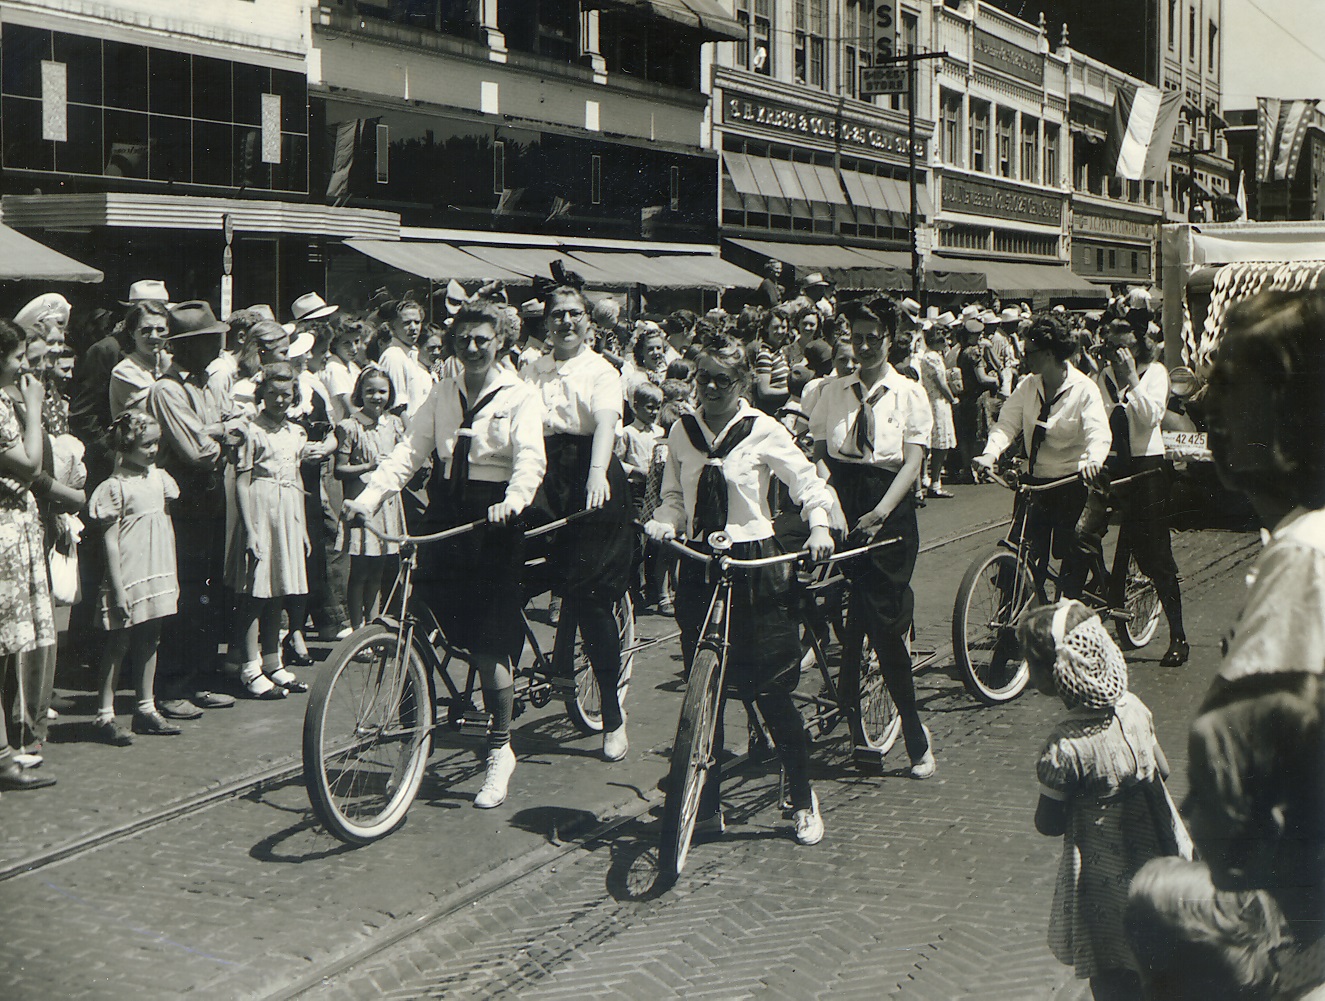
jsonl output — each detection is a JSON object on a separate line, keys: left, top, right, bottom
{"left": 567, "top": 593, "right": 635, "bottom": 734}
{"left": 658, "top": 645, "right": 723, "bottom": 884}
{"left": 856, "top": 634, "right": 901, "bottom": 753}
{"left": 1117, "top": 552, "right": 1162, "bottom": 650}
{"left": 303, "top": 624, "right": 434, "bottom": 845}
{"left": 953, "top": 550, "right": 1033, "bottom": 704}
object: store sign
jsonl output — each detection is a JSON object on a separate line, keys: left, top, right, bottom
{"left": 973, "top": 28, "right": 1044, "bottom": 86}
{"left": 942, "top": 174, "right": 1063, "bottom": 224}
{"left": 723, "top": 95, "right": 925, "bottom": 158}
{"left": 1072, "top": 211, "right": 1158, "bottom": 241}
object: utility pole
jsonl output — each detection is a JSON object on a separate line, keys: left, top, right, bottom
{"left": 1183, "top": 139, "right": 1218, "bottom": 222}
{"left": 872, "top": 48, "right": 945, "bottom": 300}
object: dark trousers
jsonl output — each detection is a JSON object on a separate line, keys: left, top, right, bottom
{"left": 954, "top": 395, "right": 985, "bottom": 469}
{"left": 158, "top": 507, "right": 227, "bottom": 698}
{"left": 699, "top": 690, "right": 813, "bottom": 816}
{"left": 1113, "top": 456, "right": 1184, "bottom": 639}
{"left": 1025, "top": 478, "right": 1090, "bottom": 600}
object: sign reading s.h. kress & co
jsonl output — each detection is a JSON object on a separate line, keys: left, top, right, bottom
{"left": 723, "top": 94, "right": 925, "bottom": 159}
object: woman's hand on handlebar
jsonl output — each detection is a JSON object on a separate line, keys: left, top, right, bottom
{"left": 487, "top": 499, "right": 520, "bottom": 525}
{"left": 1079, "top": 460, "right": 1104, "bottom": 489}
{"left": 806, "top": 526, "right": 834, "bottom": 563}
{"left": 643, "top": 519, "right": 676, "bottom": 543}
{"left": 971, "top": 455, "right": 995, "bottom": 483}
{"left": 342, "top": 498, "right": 371, "bottom": 526}
{"left": 585, "top": 468, "right": 611, "bottom": 510}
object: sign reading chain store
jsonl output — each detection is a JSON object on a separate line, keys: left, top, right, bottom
{"left": 723, "top": 95, "right": 925, "bottom": 159}
{"left": 972, "top": 28, "right": 1044, "bottom": 85}
{"left": 942, "top": 174, "right": 1063, "bottom": 224}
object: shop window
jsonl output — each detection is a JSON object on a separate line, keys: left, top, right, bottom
{"left": 940, "top": 90, "right": 962, "bottom": 167}
{"left": 1108, "top": 248, "right": 1117, "bottom": 270}
{"left": 493, "top": 140, "right": 505, "bottom": 193}
{"left": 1020, "top": 116, "right": 1039, "bottom": 183}
{"left": 1096, "top": 248, "right": 1105, "bottom": 271}
{"left": 735, "top": 0, "right": 772, "bottom": 75}
{"left": 1131, "top": 251, "right": 1140, "bottom": 274}
{"left": 2, "top": 24, "right": 50, "bottom": 99}
{"left": 993, "top": 230, "right": 1057, "bottom": 256}
{"left": 669, "top": 164, "right": 680, "bottom": 211}
{"left": 103, "top": 40, "right": 149, "bottom": 112}
{"left": 996, "top": 110, "right": 1014, "bottom": 179}
{"left": 971, "top": 100, "right": 990, "bottom": 173}
{"left": 375, "top": 123, "right": 390, "bottom": 183}
{"left": 149, "top": 49, "right": 191, "bottom": 119}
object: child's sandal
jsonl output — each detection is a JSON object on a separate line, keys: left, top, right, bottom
{"left": 267, "top": 667, "right": 308, "bottom": 694}
{"left": 240, "top": 660, "right": 286, "bottom": 700}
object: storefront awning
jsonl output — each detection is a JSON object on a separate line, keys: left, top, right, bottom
{"left": 726, "top": 237, "right": 911, "bottom": 290}
{"left": 345, "top": 240, "right": 524, "bottom": 284}
{"left": 588, "top": 0, "right": 746, "bottom": 41}
{"left": 929, "top": 256, "right": 1107, "bottom": 301}
{"left": 567, "top": 251, "right": 762, "bottom": 290}
{"left": 0, "top": 224, "right": 102, "bottom": 283}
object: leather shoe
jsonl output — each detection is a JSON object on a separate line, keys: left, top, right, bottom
{"left": 158, "top": 698, "right": 204, "bottom": 720}
{"left": 1160, "top": 637, "right": 1190, "bottom": 667}
{"left": 281, "top": 636, "right": 315, "bottom": 667}
{"left": 0, "top": 757, "right": 56, "bottom": 790}
{"left": 133, "top": 710, "right": 183, "bottom": 736}
{"left": 192, "top": 691, "right": 235, "bottom": 709}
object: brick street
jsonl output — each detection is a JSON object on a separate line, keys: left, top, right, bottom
{"left": 0, "top": 485, "right": 1259, "bottom": 1000}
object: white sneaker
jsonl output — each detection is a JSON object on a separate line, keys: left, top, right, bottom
{"left": 793, "top": 790, "right": 824, "bottom": 846}
{"left": 46, "top": 707, "right": 58, "bottom": 720}
{"left": 909, "top": 725, "right": 937, "bottom": 780}
{"left": 334, "top": 626, "right": 353, "bottom": 640}
{"left": 13, "top": 752, "right": 43, "bottom": 768}
{"left": 603, "top": 724, "right": 628, "bottom": 762}
{"left": 474, "top": 744, "right": 516, "bottom": 809}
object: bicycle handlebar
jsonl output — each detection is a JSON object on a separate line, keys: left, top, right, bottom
{"left": 357, "top": 503, "right": 600, "bottom": 547}
{"left": 652, "top": 531, "right": 901, "bottom": 569}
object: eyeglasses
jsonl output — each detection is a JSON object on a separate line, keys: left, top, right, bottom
{"left": 454, "top": 332, "right": 496, "bottom": 348}
{"left": 850, "top": 329, "right": 887, "bottom": 345}
{"left": 695, "top": 369, "right": 737, "bottom": 391}
{"left": 548, "top": 308, "right": 586, "bottom": 323}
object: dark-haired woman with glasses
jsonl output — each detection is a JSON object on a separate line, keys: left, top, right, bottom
{"left": 521, "top": 284, "right": 635, "bottom": 763}
{"left": 645, "top": 336, "right": 838, "bottom": 845}
{"left": 344, "top": 301, "right": 546, "bottom": 810}
{"left": 811, "top": 299, "right": 936, "bottom": 780}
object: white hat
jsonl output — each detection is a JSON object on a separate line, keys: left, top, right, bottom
{"left": 15, "top": 293, "right": 70, "bottom": 332}
{"left": 119, "top": 280, "right": 171, "bottom": 306}
{"left": 519, "top": 298, "right": 545, "bottom": 320}
{"left": 445, "top": 279, "right": 471, "bottom": 316}
{"left": 287, "top": 330, "right": 316, "bottom": 358}
{"left": 960, "top": 303, "right": 981, "bottom": 319}
{"left": 1051, "top": 304, "right": 1067, "bottom": 314}
{"left": 963, "top": 316, "right": 986, "bottom": 333}
{"left": 900, "top": 297, "right": 921, "bottom": 316}
{"left": 290, "top": 291, "right": 339, "bottom": 322}
{"left": 935, "top": 310, "right": 957, "bottom": 327}
{"left": 282, "top": 322, "right": 297, "bottom": 337}
{"left": 999, "top": 307, "right": 1021, "bottom": 324}
{"left": 245, "top": 304, "right": 277, "bottom": 323}
{"left": 925, "top": 306, "right": 940, "bottom": 320}
{"left": 800, "top": 271, "right": 829, "bottom": 289}
{"left": 979, "top": 310, "right": 1000, "bottom": 326}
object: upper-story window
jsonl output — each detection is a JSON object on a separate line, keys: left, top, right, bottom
{"left": 340, "top": 1, "right": 481, "bottom": 41}
{"left": 735, "top": 0, "right": 773, "bottom": 76}
{"left": 1044, "top": 123, "right": 1060, "bottom": 186}
{"left": 970, "top": 100, "right": 990, "bottom": 173}
{"left": 1168, "top": 0, "right": 1176, "bottom": 49}
{"left": 1188, "top": 6, "right": 1196, "bottom": 63}
{"left": 500, "top": 0, "right": 580, "bottom": 62}
{"left": 1208, "top": 20, "right": 1218, "bottom": 71}
{"left": 940, "top": 89, "right": 963, "bottom": 166}
{"left": 889, "top": 13, "right": 919, "bottom": 112}
{"left": 794, "top": 0, "right": 828, "bottom": 89}
{"left": 842, "top": 0, "right": 868, "bottom": 98}
{"left": 1020, "top": 116, "right": 1039, "bottom": 183}
{"left": 996, "top": 110, "right": 1015, "bottom": 178}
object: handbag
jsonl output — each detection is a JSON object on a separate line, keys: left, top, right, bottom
{"left": 946, "top": 366, "right": 964, "bottom": 394}
{"left": 48, "top": 513, "right": 83, "bottom": 606}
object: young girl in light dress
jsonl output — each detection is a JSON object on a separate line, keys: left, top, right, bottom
{"left": 334, "top": 367, "right": 407, "bottom": 629}
{"left": 1021, "top": 599, "right": 1183, "bottom": 1001}
{"left": 89, "top": 412, "right": 181, "bottom": 743}
{"left": 227, "top": 364, "right": 336, "bottom": 698}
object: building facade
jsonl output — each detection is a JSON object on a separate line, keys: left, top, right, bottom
{"left": 1224, "top": 104, "right": 1325, "bottom": 222}
{"left": 0, "top": 0, "right": 399, "bottom": 313}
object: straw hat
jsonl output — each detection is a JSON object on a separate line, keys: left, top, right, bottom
{"left": 287, "top": 331, "right": 316, "bottom": 359}
{"left": 935, "top": 311, "right": 957, "bottom": 327}
{"left": 290, "top": 292, "right": 339, "bottom": 322}
{"left": 119, "top": 280, "right": 171, "bottom": 306}
{"left": 999, "top": 307, "right": 1021, "bottom": 325}
{"left": 800, "top": 271, "right": 829, "bottom": 291}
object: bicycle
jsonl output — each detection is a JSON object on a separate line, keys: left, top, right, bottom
{"left": 302, "top": 511, "right": 634, "bottom": 845}
{"left": 951, "top": 469, "right": 1163, "bottom": 705}
{"left": 654, "top": 530, "right": 900, "bottom": 884}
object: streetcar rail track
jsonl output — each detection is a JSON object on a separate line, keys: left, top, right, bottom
{"left": 1, "top": 514, "right": 1234, "bottom": 887}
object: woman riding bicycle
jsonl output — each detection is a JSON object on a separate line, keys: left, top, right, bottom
{"left": 520, "top": 271, "right": 634, "bottom": 763}
{"left": 972, "top": 312, "right": 1110, "bottom": 600}
{"left": 343, "top": 300, "right": 546, "bottom": 809}
{"left": 644, "top": 335, "right": 838, "bottom": 846}
{"left": 1093, "top": 318, "right": 1188, "bottom": 666}
{"left": 810, "top": 298, "right": 937, "bottom": 779}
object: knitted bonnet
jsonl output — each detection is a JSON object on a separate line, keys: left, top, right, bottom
{"left": 1049, "top": 600, "right": 1129, "bottom": 711}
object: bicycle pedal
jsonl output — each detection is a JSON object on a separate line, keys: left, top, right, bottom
{"left": 852, "top": 747, "right": 886, "bottom": 773}
{"left": 547, "top": 675, "right": 578, "bottom": 692}
{"left": 457, "top": 710, "right": 492, "bottom": 732}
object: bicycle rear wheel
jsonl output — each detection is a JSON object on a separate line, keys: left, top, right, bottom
{"left": 953, "top": 550, "right": 1033, "bottom": 704}
{"left": 1116, "top": 552, "right": 1162, "bottom": 650}
{"left": 658, "top": 646, "right": 723, "bottom": 884}
{"left": 567, "top": 594, "right": 635, "bottom": 734}
{"left": 856, "top": 634, "right": 900, "bottom": 753}
{"left": 303, "top": 624, "right": 434, "bottom": 845}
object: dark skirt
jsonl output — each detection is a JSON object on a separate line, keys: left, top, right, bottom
{"left": 826, "top": 459, "right": 920, "bottom": 636}
{"left": 530, "top": 433, "right": 633, "bottom": 601}
{"left": 415, "top": 477, "right": 526, "bottom": 662}
{"left": 673, "top": 536, "right": 803, "bottom": 700}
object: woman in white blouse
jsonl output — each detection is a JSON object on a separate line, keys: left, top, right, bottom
{"left": 522, "top": 281, "right": 635, "bottom": 764}
{"left": 811, "top": 299, "right": 936, "bottom": 780}
{"left": 344, "top": 301, "right": 546, "bottom": 810}
{"left": 1095, "top": 319, "right": 1187, "bottom": 666}
{"left": 645, "top": 336, "right": 837, "bottom": 847}
{"left": 108, "top": 302, "right": 169, "bottom": 418}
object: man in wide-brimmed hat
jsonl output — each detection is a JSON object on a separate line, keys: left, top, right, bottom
{"left": 148, "top": 301, "right": 239, "bottom": 721}
{"left": 289, "top": 291, "right": 339, "bottom": 325}
{"left": 118, "top": 280, "right": 172, "bottom": 308}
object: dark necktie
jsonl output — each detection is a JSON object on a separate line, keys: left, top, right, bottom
{"left": 846, "top": 379, "right": 890, "bottom": 459}
{"left": 679, "top": 412, "right": 757, "bottom": 540}
{"left": 1027, "top": 385, "right": 1067, "bottom": 475}
{"left": 448, "top": 386, "right": 503, "bottom": 500}
{"left": 1101, "top": 375, "right": 1132, "bottom": 467}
